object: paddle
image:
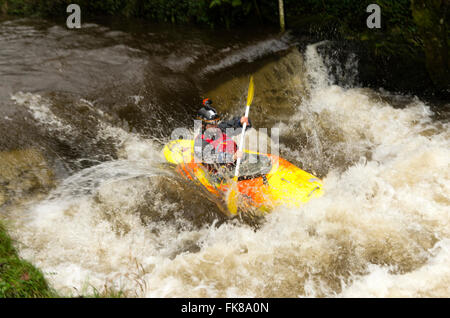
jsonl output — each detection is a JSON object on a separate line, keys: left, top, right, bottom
{"left": 226, "top": 76, "right": 254, "bottom": 215}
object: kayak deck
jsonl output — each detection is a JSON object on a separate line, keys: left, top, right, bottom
{"left": 163, "top": 139, "right": 323, "bottom": 215}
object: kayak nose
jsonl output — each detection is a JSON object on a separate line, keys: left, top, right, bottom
{"left": 266, "top": 157, "right": 323, "bottom": 207}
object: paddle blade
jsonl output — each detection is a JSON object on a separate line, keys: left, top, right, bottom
{"left": 226, "top": 177, "right": 239, "bottom": 215}
{"left": 246, "top": 76, "right": 254, "bottom": 107}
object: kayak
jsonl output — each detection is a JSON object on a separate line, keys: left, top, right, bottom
{"left": 163, "top": 139, "right": 323, "bottom": 215}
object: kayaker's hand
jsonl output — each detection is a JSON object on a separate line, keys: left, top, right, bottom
{"left": 240, "top": 117, "right": 249, "bottom": 126}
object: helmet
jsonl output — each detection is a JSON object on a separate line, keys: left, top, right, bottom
{"left": 202, "top": 98, "right": 213, "bottom": 107}
{"left": 197, "top": 99, "right": 220, "bottom": 123}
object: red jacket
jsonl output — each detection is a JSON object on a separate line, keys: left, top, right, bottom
{"left": 194, "top": 128, "right": 237, "bottom": 164}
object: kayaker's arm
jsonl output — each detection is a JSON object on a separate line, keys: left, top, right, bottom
{"left": 218, "top": 116, "right": 252, "bottom": 136}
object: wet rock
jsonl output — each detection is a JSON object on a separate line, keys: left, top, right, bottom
{"left": 0, "top": 148, "right": 54, "bottom": 205}
{"left": 205, "top": 47, "right": 307, "bottom": 126}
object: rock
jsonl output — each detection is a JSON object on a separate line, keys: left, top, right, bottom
{"left": 0, "top": 148, "right": 54, "bottom": 204}
{"left": 205, "top": 47, "right": 307, "bottom": 126}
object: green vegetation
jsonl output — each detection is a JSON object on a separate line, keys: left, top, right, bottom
{"left": 0, "top": 223, "right": 130, "bottom": 298}
{"left": 0, "top": 221, "right": 57, "bottom": 297}
{"left": 0, "top": 0, "right": 441, "bottom": 32}
{"left": 411, "top": 0, "right": 449, "bottom": 90}
{"left": 0, "top": 221, "right": 128, "bottom": 298}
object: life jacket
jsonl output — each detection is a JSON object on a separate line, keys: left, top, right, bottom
{"left": 200, "top": 132, "right": 237, "bottom": 153}
{"left": 195, "top": 130, "right": 237, "bottom": 163}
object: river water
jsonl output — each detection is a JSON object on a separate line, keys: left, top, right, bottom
{"left": 0, "top": 17, "right": 449, "bottom": 297}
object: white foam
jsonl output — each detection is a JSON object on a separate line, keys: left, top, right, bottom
{"left": 11, "top": 92, "right": 71, "bottom": 133}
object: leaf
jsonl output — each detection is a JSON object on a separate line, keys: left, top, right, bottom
{"left": 209, "top": 0, "right": 222, "bottom": 8}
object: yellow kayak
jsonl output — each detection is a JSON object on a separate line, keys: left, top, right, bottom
{"left": 163, "top": 139, "right": 323, "bottom": 215}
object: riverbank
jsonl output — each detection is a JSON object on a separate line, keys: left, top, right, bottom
{"left": 1, "top": 221, "right": 127, "bottom": 297}
{"left": 0, "top": 221, "right": 57, "bottom": 297}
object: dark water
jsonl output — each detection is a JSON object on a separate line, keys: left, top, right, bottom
{"left": 1, "top": 17, "right": 449, "bottom": 297}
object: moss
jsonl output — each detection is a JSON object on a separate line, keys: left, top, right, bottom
{"left": 0, "top": 222, "right": 128, "bottom": 298}
{"left": 0, "top": 222, "right": 57, "bottom": 298}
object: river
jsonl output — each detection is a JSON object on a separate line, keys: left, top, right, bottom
{"left": 0, "top": 17, "right": 449, "bottom": 297}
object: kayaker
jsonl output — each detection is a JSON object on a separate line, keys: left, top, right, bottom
{"left": 194, "top": 98, "right": 251, "bottom": 173}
